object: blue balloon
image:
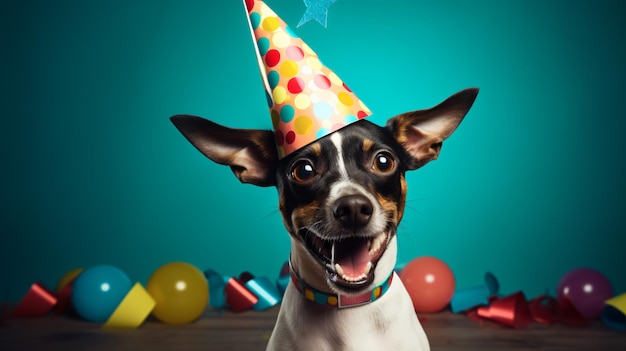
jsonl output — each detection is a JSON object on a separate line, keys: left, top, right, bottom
{"left": 71, "top": 264, "right": 132, "bottom": 322}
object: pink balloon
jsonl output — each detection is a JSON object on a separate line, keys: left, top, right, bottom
{"left": 556, "top": 268, "right": 613, "bottom": 319}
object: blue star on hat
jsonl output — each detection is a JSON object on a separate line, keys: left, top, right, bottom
{"left": 298, "top": 0, "right": 337, "bottom": 28}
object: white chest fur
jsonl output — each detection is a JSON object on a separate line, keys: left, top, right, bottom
{"left": 266, "top": 273, "right": 430, "bottom": 351}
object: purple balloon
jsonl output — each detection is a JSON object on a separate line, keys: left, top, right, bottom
{"left": 557, "top": 268, "right": 613, "bottom": 319}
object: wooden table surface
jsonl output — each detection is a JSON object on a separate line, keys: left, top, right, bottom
{"left": 2, "top": 307, "right": 624, "bottom": 350}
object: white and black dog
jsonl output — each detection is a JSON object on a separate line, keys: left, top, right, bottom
{"left": 171, "top": 87, "right": 478, "bottom": 350}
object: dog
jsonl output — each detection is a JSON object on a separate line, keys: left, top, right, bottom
{"left": 171, "top": 87, "right": 478, "bottom": 350}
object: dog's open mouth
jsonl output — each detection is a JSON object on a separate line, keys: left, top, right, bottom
{"left": 303, "top": 230, "right": 390, "bottom": 291}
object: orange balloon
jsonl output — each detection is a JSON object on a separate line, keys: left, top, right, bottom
{"left": 399, "top": 256, "right": 455, "bottom": 313}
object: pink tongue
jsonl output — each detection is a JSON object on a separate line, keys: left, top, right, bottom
{"left": 335, "top": 238, "right": 370, "bottom": 278}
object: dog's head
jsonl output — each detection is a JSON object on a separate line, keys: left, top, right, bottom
{"left": 171, "top": 88, "right": 478, "bottom": 295}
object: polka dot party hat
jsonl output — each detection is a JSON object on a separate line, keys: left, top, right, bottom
{"left": 244, "top": 0, "right": 372, "bottom": 159}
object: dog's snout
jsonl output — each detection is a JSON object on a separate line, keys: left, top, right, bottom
{"left": 333, "top": 194, "right": 373, "bottom": 231}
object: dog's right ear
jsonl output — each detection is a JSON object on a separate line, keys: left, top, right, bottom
{"left": 386, "top": 88, "right": 479, "bottom": 170}
{"left": 170, "top": 115, "right": 278, "bottom": 187}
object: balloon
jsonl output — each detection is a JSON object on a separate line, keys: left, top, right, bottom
{"left": 146, "top": 262, "right": 209, "bottom": 325}
{"left": 71, "top": 265, "right": 132, "bottom": 322}
{"left": 399, "top": 256, "right": 455, "bottom": 313}
{"left": 56, "top": 268, "right": 83, "bottom": 293}
{"left": 557, "top": 268, "right": 613, "bottom": 319}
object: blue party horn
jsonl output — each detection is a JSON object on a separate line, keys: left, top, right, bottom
{"left": 450, "top": 272, "right": 499, "bottom": 313}
{"left": 246, "top": 277, "right": 282, "bottom": 311}
{"left": 451, "top": 286, "right": 490, "bottom": 313}
{"left": 204, "top": 269, "right": 228, "bottom": 309}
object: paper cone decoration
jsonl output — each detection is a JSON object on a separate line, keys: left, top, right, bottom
{"left": 476, "top": 292, "right": 533, "bottom": 328}
{"left": 244, "top": 0, "right": 372, "bottom": 158}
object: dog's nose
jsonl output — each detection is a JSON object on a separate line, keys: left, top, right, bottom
{"left": 333, "top": 194, "right": 373, "bottom": 231}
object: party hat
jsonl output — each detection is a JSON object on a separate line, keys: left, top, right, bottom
{"left": 244, "top": 0, "right": 372, "bottom": 158}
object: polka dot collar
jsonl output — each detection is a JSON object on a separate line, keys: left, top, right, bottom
{"left": 289, "top": 261, "right": 394, "bottom": 309}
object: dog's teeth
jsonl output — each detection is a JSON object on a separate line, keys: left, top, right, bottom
{"left": 369, "top": 235, "right": 382, "bottom": 255}
{"left": 338, "top": 269, "right": 370, "bottom": 282}
{"left": 335, "top": 263, "right": 344, "bottom": 276}
{"left": 342, "top": 274, "right": 365, "bottom": 282}
{"left": 364, "top": 261, "right": 372, "bottom": 275}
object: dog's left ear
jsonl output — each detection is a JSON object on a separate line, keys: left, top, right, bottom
{"left": 170, "top": 115, "right": 278, "bottom": 187}
{"left": 386, "top": 88, "right": 479, "bottom": 170}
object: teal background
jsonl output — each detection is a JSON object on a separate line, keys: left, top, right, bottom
{"left": 2, "top": 0, "right": 625, "bottom": 302}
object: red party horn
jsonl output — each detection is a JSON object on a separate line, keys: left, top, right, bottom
{"left": 529, "top": 294, "right": 558, "bottom": 324}
{"left": 10, "top": 282, "right": 57, "bottom": 317}
{"left": 557, "top": 296, "right": 588, "bottom": 326}
{"left": 476, "top": 291, "right": 533, "bottom": 328}
{"left": 224, "top": 277, "right": 258, "bottom": 312}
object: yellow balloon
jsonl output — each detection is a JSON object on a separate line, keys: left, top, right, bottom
{"left": 56, "top": 268, "right": 84, "bottom": 293}
{"left": 146, "top": 262, "right": 209, "bottom": 325}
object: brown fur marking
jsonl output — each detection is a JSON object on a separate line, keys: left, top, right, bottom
{"left": 362, "top": 138, "right": 375, "bottom": 153}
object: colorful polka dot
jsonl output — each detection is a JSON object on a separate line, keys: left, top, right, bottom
{"left": 294, "top": 94, "right": 311, "bottom": 110}
{"left": 273, "top": 31, "right": 291, "bottom": 48}
{"left": 311, "top": 89, "right": 337, "bottom": 104}
{"left": 245, "top": 0, "right": 255, "bottom": 12}
{"left": 327, "top": 296, "right": 338, "bottom": 306}
{"left": 316, "top": 128, "right": 330, "bottom": 139}
{"left": 294, "top": 116, "right": 313, "bottom": 135}
{"left": 336, "top": 103, "right": 351, "bottom": 115}
{"left": 301, "top": 42, "right": 315, "bottom": 56}
{"left": 280, "top": 60, "right": 299, "bottom": 77}
{"left": 286, "top": 131, "right": 296, "bottom": 144}
{"left": 373, "top": 286, "right": 382, "bottom": 298}
{"left": 357, "top": 110, "right": 368, "bottom": 118}
{"left": 273, "top": 86, "right": 287, "bottom": 104}
{"left": 344, "top": 114, "right": 357, "bottom": 124}
{"left": 287, "top": 77, "right": 305, "bottom": 94}
{"left": 267, "top": 70, "right": 280, "bottom": 89}
{"left": 337, "top": 92, "right": 353, "bottom": 106}
{"left": 262, "top": 17, "right": 280, "bottom": 32}
{"left": 257, "top": 37, "right": 270, "bottom": 56}
{"left": 265, "top": 49, "right": 280, "bottom": 67}
{"left": 258, "top": 2, "right": 273, "bottom": 16}
{"left": 314, "top": 74, "right": 331, "bottom": 89}
{"left": 300, "top": 65, "right": 313, "bottom": 75}
{"left": 280, "top": 105, "right": 294, "bottom": 122}
{"left": 286, "top": 46, "right": 304, "bottom": 61}
{"left": 332, "top": 123, "right": 345, "bottom": 132}
{"left": 313, "top": 101, "right": 333, "bottom": 119}
{"left": 250, "top": 12, "right": 261, "bottom": 29}
{"left": 328, "top": 71, "right": 342, "bottom": 86}
{"left": 306, "top": 57, "right": 322, "bottom": 71}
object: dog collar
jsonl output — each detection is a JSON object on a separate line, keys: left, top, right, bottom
{"left": 289, "top": 264, "right": 394, "bottom": 309}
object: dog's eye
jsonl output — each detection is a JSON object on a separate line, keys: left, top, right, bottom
{"left": 373, "top": 152, "right": 395, "bottom": 173}
{"left": 291, "top": 160, "right": 316, "bottom": 182}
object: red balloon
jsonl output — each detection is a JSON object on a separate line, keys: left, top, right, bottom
{"left": 399, "top": 256, "right": 455, "bottom": 313}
